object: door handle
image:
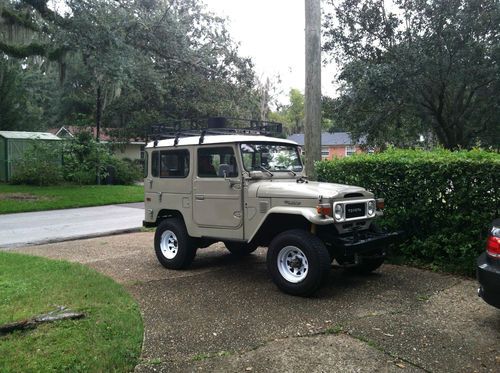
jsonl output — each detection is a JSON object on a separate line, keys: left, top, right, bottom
{"left": 195, "top": 194, "right": 205, "bottom": 201}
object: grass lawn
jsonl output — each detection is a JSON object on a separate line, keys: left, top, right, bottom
{"left": 0, "top": 184, "right": 143, "bottom": 214}
{"left": 0, "top": 252, "right": 143, "bottom": 372}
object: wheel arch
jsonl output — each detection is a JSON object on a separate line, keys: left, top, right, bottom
{"left": 156, "top": 209, "right": 187, "bottom": 226}
{"left": 249, "top": 209, "right": 313, "bottom": 246}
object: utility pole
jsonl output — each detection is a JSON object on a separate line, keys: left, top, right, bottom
{"left": 305, "top": 0, "right": 321, "bottom": 180}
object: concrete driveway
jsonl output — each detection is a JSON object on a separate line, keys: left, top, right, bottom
{"left": 13, "top": 232, "right": 500, "bottom": 372}
{"left": 0, "top": 203, "right": 144, "bottom": 248}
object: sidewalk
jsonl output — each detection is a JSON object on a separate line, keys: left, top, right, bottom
{"left": 0, "top": 203, "right": 144, "bottom": 249}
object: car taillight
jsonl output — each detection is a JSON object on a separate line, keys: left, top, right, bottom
{"left": 486, "top": 235, "right": 500, "bottom": 258}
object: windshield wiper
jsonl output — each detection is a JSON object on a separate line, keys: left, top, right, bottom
{"left": 287, "top": 169, "right": 297, "bottom": 176}
{"left": 256, "top": 165, "right": 274, "bottom": 177}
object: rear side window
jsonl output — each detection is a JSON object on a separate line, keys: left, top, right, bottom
{"left": 151, "top": 150, "right": 190, "bottom": 178}
{"left": 143, "top": 151, "right": 148, "bottom": 178}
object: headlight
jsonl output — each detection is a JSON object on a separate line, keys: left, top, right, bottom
{"left": 367, "top": 200, "right": 375, "bottom": 216}
{"left": 334, "top": 204, "right": 344, "bottom": 221}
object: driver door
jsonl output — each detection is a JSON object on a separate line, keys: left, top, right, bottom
{"left": 192, "top": 146, "right": 243, "bottom": 230}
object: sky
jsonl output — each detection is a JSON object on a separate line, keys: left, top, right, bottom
{"left": 202, "top": 0, "right": 337, "bottom": 104}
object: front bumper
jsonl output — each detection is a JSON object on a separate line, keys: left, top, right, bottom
{"left": 329, "top": 229, "right": 403, "bottom": 257}
{"left": 477, "top": 252, "right": 500, "bottom": 309}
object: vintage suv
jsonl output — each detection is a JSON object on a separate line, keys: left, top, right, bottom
{"left": 143, "top": 120, "right": 398, "bottom": 296}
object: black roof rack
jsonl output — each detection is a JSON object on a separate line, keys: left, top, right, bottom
{"left": 148, "top": 117, "right": 283, "bottom": 146}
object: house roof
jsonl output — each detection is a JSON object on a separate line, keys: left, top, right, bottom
{"left": 48, "top": 126, "right": 145, "bottom": 144}
{"left": 0, "top": 131, "right": 61, "bottom": 141}
{"left": 287, "top": 132, "right": 364, "bottom": 146}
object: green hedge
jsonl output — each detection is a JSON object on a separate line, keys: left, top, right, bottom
{"left": 316, "top": 149, "right": 500, "bottom": 275}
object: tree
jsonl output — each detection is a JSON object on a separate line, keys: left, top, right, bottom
{"left": 0, "top": 58, "right": 23, "bottom": 129}
{"left": 0, "top": 0, "right": 260, "bottom": 135}
{"left": 287, "top": 88, "right": 305, "bottom": 134}
{"left": 323, "top": 0, "right": 500, "bottom": 149}
{"left": 0, "top": 57, "right": 56, "bottom": 131}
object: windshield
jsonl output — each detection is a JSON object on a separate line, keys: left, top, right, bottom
{"left": 240, "top": 143, "right": 303, "bottom": 173}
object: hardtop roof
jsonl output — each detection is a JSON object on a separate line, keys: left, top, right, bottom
{"left": 146, "top": 134, "right": 298, "bottom": 148}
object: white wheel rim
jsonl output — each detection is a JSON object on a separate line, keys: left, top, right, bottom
{"left": 160, "top": 230, "right": 178, "bottom": 259}
{"left": 277, "top": 246, "right": 309, "bottom": 283}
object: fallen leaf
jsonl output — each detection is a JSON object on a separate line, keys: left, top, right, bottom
{"left": 395, "top": 362, "right": 406, "bottom": 369}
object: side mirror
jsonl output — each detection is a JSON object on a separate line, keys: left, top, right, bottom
{"left": 223, "top": 171, "right": 240, "bottom": 187}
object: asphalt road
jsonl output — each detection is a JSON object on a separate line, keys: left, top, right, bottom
{"left": 13, "top": 232, "right": 500, "bottom": 373}
{"left": 0, "top": 203, "right": 144, "bottom": 249}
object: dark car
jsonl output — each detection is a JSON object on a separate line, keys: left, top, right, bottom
{"left": 477, "top": 218, "right": 500, "bottom": 308}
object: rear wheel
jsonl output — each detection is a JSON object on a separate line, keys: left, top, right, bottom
{"left": 224, "top": 241, "right": 258, "bottom": 256}
{"left": 154, "top": 218, "right": 196, "bottom": 269}
{"left": 267, "top": 229, "right": 331, "bottom": 296}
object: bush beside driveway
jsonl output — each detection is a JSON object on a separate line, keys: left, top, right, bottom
{"left": 14, "top": 232, "right": 500, "bottom": 373}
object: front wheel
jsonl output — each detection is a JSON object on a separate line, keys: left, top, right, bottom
{"left": 267, "top": 229, "right": 331, "bottom": 296}
{"left": 154, "top": 218, "right": 196, "bottom": 269}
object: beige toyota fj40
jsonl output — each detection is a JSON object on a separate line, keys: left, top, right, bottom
{"left": 143, "top": 119, "right": 399, "bottom": 296}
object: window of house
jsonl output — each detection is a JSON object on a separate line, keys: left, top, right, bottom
{"left": 151, "top": 150, "right": 190, "bottom": 178}
{"left": 345, "top": 146, "right": 356, "bottom": 157}
{"left": 198, "top": 147, "right": 238, "bottom": 178}
{"left": 140, "top": 145, "right": 145, "bottom": 160}
{"left": 321, "top": 149, "right": 330, "bottom": 158}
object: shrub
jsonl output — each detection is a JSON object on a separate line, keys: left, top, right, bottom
{"left": 11, "top": 141, "right": 63, "bottom": 186}
{"left": 62, "top": 132, "right": 110, "bottom": 185}
{"left": 104, "top": 157, "right": 142, "bottom": 185}
{"left": 316, "top": 148, "right": 500, "bottom": 275}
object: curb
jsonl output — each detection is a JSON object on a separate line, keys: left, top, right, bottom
{"left": 0, "top": 227, "right": 144, "bottom": 250}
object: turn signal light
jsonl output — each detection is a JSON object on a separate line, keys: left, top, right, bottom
{"left": 376, "top": 198, "right": 385, "bottom": 210}
{"left": 486, "top": 235, "right": 500, "bottom": 258}
{"left": 317, "top": 204, "right": 332, "bottom": 217}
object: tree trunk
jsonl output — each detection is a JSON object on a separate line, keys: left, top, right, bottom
{"left": 96, "top": 84, "right": 102, "bottom": 142}
{"left": 305, "top": 0, "right": 322, "bottom": 180}
{"left": 96, "top": 84, "right": 102, "bottom": 185}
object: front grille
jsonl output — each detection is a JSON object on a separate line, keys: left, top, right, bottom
{"left": 345, "top": 202, "right": 366, "bottom": 219}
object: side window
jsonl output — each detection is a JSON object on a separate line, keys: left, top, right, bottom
{"left": 198, "top": 147, "right": 238, "bottom": 178}
{"left": 143, "top": 151, "right": 149, "bottom": 178}
{"left": 151, "top": 150, "right": 190, "bottom": 178}
{"left": 152, "top": 151, "right": 159, "bottom": 177}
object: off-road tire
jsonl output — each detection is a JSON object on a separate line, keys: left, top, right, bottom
{"left": 267, "top": 229, "right": 331, "bottom": 296}
{"left": 224, "top": 241, "right": 258, "bottom": 256}
{"left": 154, "top": 218, "right": 196, "bottom": 269}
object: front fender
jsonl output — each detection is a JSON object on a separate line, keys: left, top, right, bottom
{"left": 248, "top": 206, "right": 334, "bottom": 242}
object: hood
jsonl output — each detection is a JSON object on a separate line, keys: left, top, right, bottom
{"left": 255, "top": 181, "right": 369, "bottom": 199}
